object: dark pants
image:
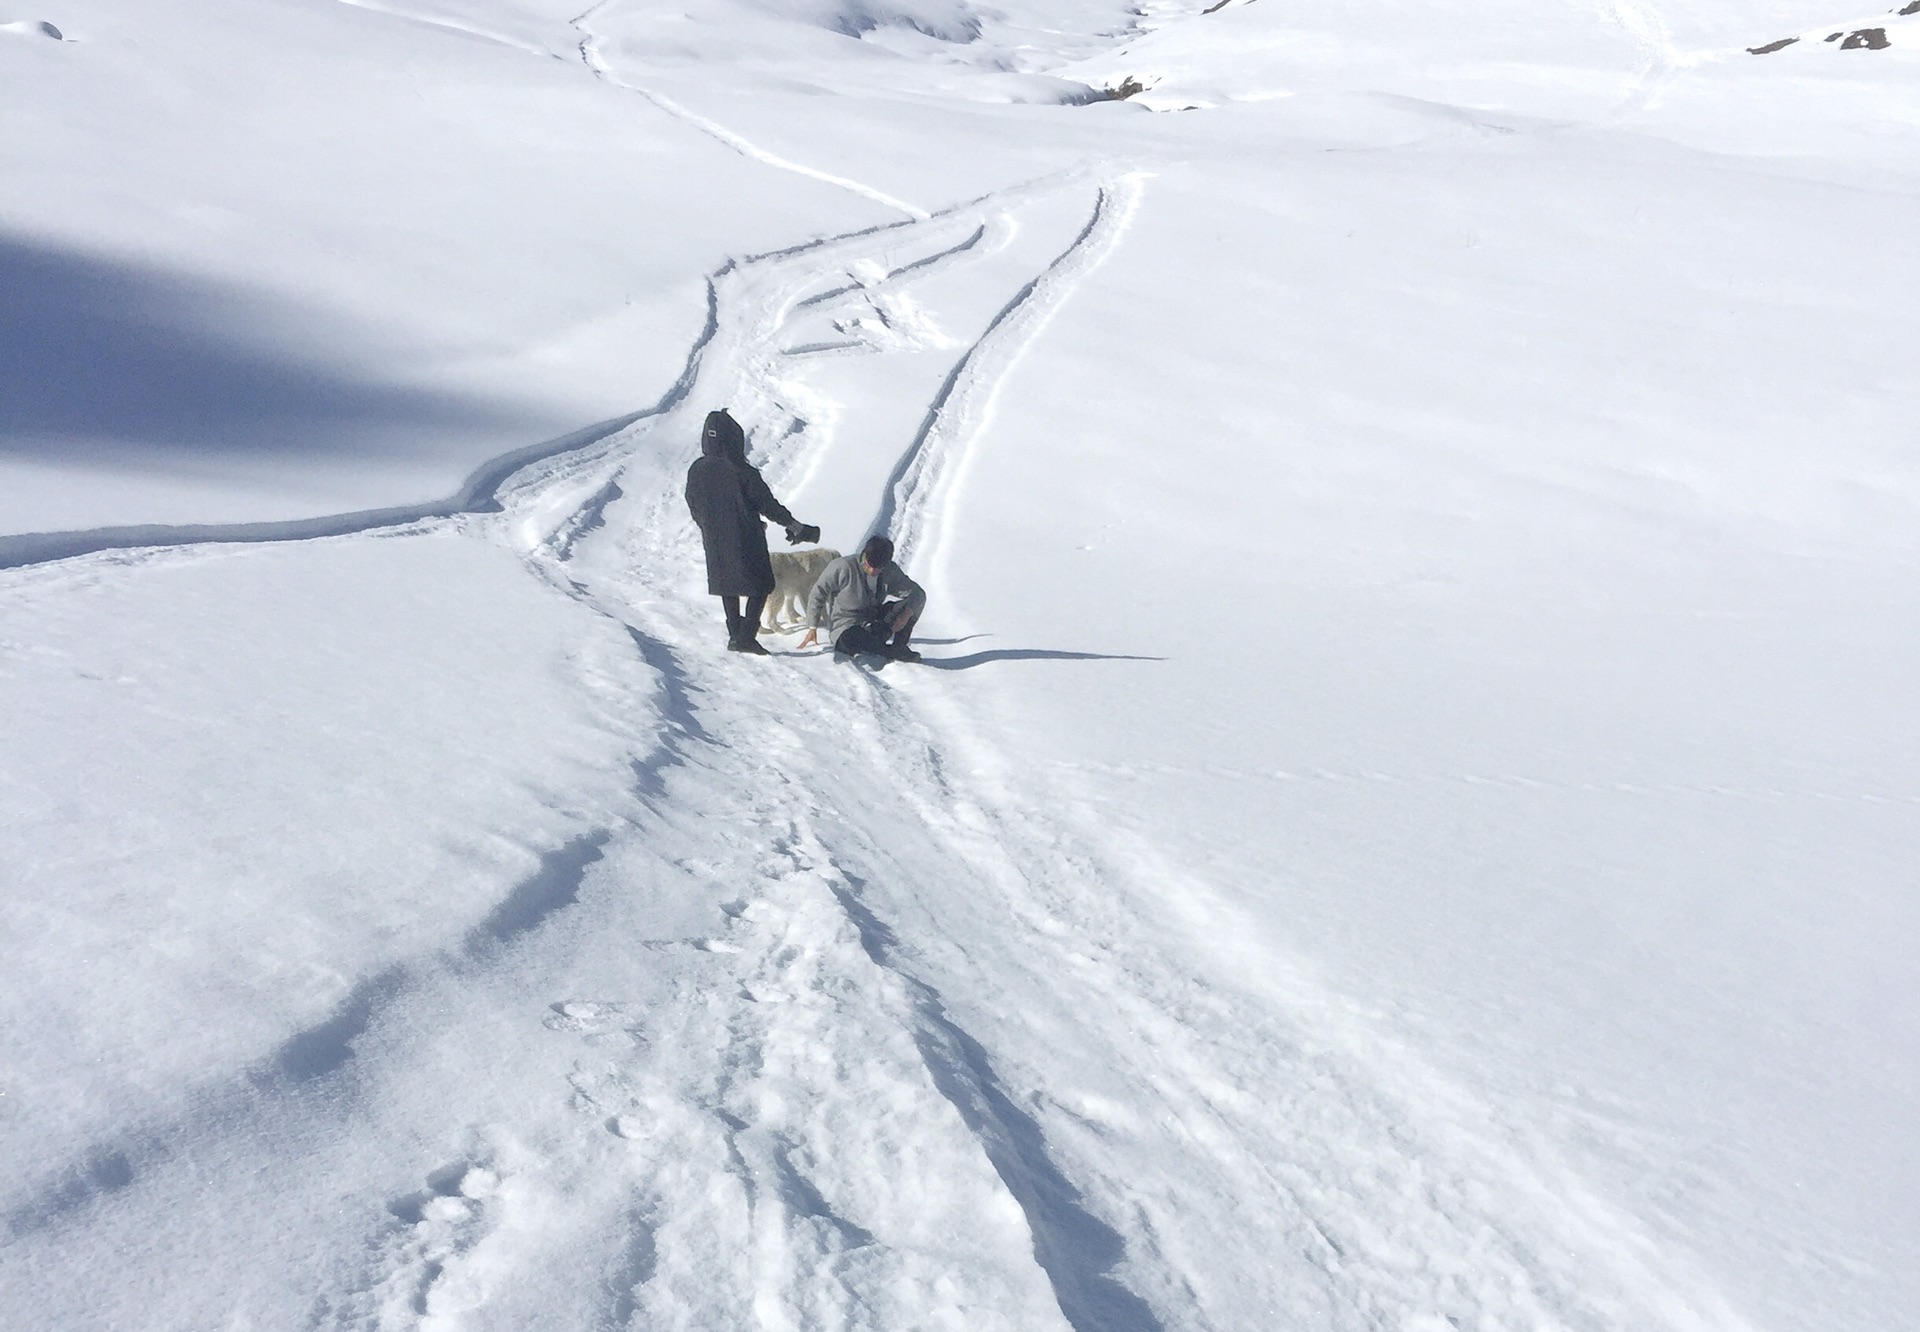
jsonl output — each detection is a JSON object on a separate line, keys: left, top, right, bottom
{"left": 720, "top": 594, "right": 767, "bottom": 645}
{"left": 834, "top": 608, "right": 919, "bottom": 657}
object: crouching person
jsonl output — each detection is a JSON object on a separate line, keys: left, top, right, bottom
{"left": 798, "top": 535, "right": 926, "bottom": 663}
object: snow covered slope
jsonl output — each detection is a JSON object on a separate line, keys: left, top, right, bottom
{"left": 3, "top": 2, "right": 1916, "bottom": 1329}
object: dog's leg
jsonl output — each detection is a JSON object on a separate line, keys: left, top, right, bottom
{"left": 766, "top": 589, "right": 796, "bottom": 632}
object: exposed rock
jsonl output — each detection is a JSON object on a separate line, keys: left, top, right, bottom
{"left": 1841, "top": 27, "right": 1890, "bottom": 49}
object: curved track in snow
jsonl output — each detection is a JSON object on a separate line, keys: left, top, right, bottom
{"left": 571, "top": 3, "right": 930, "bottom": 221}
{"left": 872, "top": 175, "right": 1145, "bottom": 586}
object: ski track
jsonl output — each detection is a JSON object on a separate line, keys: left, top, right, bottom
{"left": 570, "top": 3, "right": 931, "bottom": 221}
{"left": 3, "top": 165, "right": 1763, "bottom": 1331}
{"left": 873, "top": 174, "right": 1145, "bottom": 589}
{"left": 1599, "top": 0, "right": 1709, "bottom": 117}
{"left": 336, "top": 0, "right": 554, "bottom": 57}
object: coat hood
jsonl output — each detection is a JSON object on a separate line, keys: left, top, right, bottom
{"left": 701, "top": 409, "right": 747, "bottom": 462}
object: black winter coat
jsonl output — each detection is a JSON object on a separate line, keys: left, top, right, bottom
{"left": 684, "top": 410, "right": 799, "bottom": 597}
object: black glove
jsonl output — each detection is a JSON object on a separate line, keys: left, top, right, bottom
{"left": 785, "top": 522, "right": 821, "bottom": 545}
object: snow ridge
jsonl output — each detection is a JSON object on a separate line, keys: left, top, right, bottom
{"left": 873, "top": 174, "right": 1145, "bottom": 586}
{"left": 0, "top": 411, "right": 645, "bottom": 570}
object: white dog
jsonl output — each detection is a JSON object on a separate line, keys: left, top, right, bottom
{"left": 763, "top": 547, "right": 841, "bottom": 632}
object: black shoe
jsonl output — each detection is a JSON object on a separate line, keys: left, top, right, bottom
{"left": 886, "top": 644, "right": 922, "bottom": 663}
{"left": 734, "top": 635, "right": 771, "bottom": 656}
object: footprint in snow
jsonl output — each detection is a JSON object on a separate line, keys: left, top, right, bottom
{"left": 568, "top": 1070, "right": 623, "bottom": 1123}
{"left": 565, "top": 1068, "right": 664, "bottom": 1141}
{"left": 389, "top": 1160, "right": 500, "bottom": 1224}
{"left": 740, "top": 984, "right": 797, "bottom": 1004}
{"left": 337, "top": 1159, "right": 502, "bottom": 1325}
{"left": 1, "top": 19, "right": 64, "bottom": 38}
{"left": 721, "top": 897, "right": 777, "bottom": 926}
{"left": 629, "top": 935, "right": 742, "bottom": 954}
{"left": 609, "top": 1110, "right": 657, "bottom": 1141}
{"left": 545, "top": 999, "right": 647, "bottom": 1046}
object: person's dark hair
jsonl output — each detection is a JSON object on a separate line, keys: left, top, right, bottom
{"left": 860, "top": 535, "right": 894, "bottom": 566}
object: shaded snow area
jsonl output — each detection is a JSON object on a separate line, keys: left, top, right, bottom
{"left": 3, "top": 1, "right": 1917, "bottom": 1329}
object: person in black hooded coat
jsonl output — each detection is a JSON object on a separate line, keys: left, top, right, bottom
{"left": 685, "top": 408, "right": 820, "bottom": 653}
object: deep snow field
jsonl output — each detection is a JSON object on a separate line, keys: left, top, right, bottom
{"left": 4, "top": 2, "right": 1918, "bottom": 1329}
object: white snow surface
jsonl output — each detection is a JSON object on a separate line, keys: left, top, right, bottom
{"left": 4, "top": 1, "right": 1917, "bottom": 1329}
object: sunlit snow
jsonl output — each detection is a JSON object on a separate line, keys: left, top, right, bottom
{"left": 3, "top": 2, "right": 1916, "bottom": 1329}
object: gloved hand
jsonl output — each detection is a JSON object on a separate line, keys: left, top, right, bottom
{"left": 785, "top": 522, "right": 821, "bottom": 545}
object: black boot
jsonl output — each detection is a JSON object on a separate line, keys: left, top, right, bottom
{"left": 720, "top": 595, "right": 745, "bottom": 651}
{"left": 735, "top": 595, "right": 770, "bottom": 653}
{"left": 886, "top": 613, "right": 922, "bottom": 663}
